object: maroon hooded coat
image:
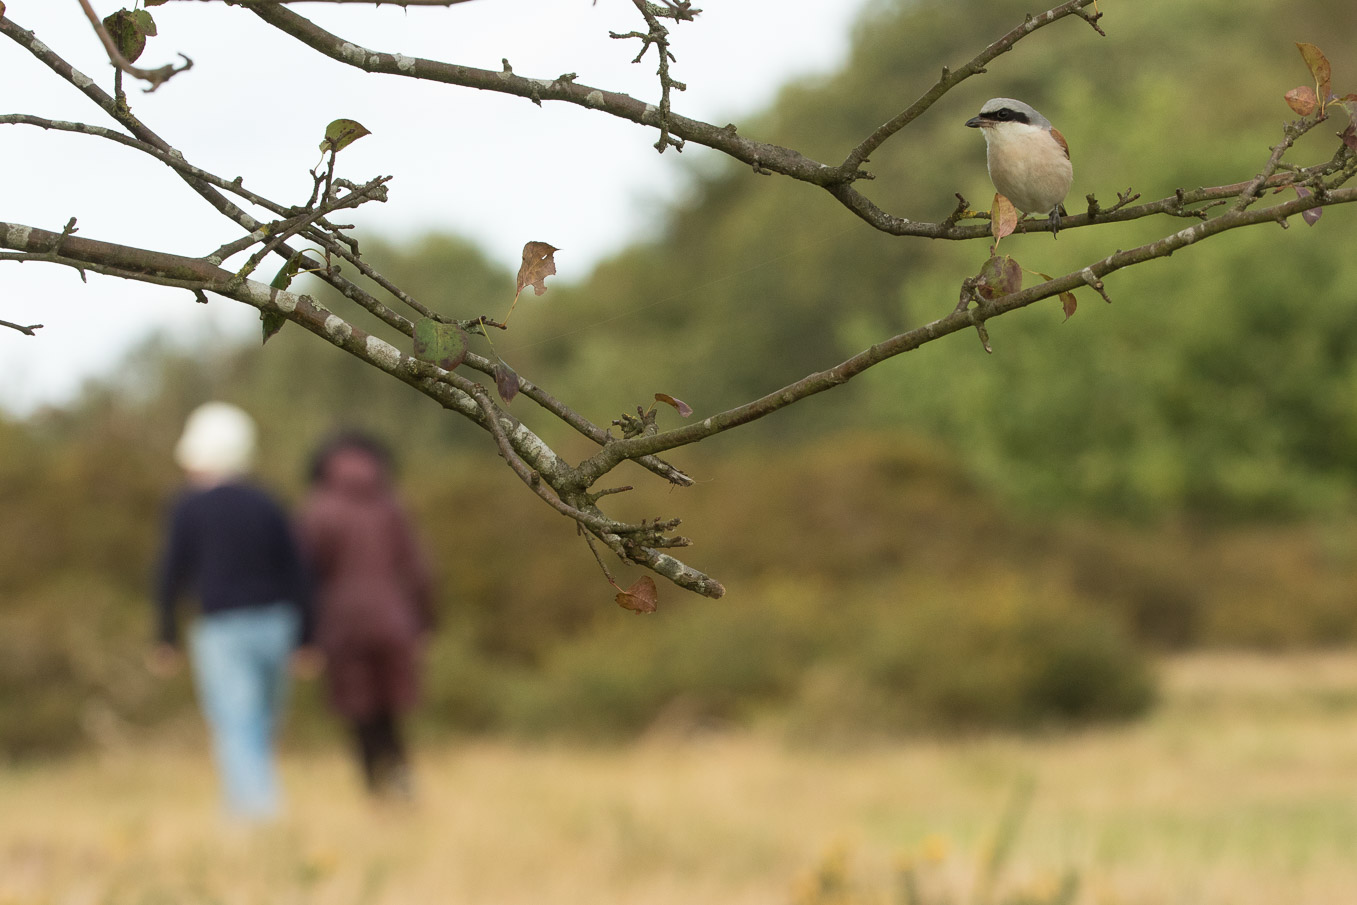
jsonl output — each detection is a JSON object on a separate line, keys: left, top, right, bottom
{"left": 298, "top": 447, "right": 435, "bottom": 720}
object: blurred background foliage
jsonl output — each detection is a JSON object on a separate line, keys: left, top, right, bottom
{"left": 4, "top": 0, "right": 1357, "bottom": 758}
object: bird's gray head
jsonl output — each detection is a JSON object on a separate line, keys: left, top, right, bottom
{"left": 965, "top": 98, "right": 1051, "bottom": 131}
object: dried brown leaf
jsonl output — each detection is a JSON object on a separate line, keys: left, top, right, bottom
{"left": 493, "top": 360, "right": 521, "bottom": 404}
{"left": 616, "top": 575, "right": 658, "bottom": 614}
{"left": 516, "top": 241, "right": 559, "bottom": 298}
{"left": 1285, "top": 85, "right": 1317, "bottom": 116}
{"left": 654, "top": 393, "right": 693, "bottom": 418}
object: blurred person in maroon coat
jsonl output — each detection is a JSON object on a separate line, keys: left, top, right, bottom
{"left": 298, "top": 431, "right": 436, "bottom": 799}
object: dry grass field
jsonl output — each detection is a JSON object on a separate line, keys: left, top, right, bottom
{"left": 3, "top": 652, "right": 1357, "bottom": 905}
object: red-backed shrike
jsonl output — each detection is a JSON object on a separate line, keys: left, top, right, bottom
{"left": 966, "top": 98, "right": 1073, "bottom": 234}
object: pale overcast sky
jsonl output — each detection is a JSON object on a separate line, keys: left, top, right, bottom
{"left": 0, "top": 0, "right": 872, "bottom": 415}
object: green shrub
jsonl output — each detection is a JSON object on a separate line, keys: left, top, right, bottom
{"left": 484, "top": 575, "right": 1154, "bottom": 742}
{"left": 851, "top": 577, "right": 1156, "bottom": 733}
{"left": 499, "top": 579, "right": 829, "bottom": 739}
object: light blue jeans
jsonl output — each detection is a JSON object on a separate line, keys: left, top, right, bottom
{"left": 188, "top": 602, "right": 299, "bottom": 820}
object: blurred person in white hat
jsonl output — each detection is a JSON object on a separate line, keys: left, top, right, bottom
{"left": 154, "top": 402, "right": 316, "bottom": 822}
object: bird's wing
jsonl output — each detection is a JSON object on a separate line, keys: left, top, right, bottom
{"left": 1049, "top": 128, "right": 1070, "bottom": 160}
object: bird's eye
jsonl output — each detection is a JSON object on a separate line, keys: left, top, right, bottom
{"left": 995, "top": 109, "right": 1011, "bottom": 120}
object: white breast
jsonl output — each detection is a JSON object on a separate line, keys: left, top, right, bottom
{"left": 982, "top": 123, "right": 1073, "bottom": 215}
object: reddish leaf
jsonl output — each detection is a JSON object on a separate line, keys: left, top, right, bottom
{"left": 976, "top": 255, "right": 1022, "bottom": 300}
{"left": 1336, "top": 95, "right": 1357, "bottom": 150}
{"left": 1296, "top": 43, "right": 1331, "bottom": 102}
{"left": 1293, "top": 186, "right": 1322, "bottom": 226}
{"left": 616, "top": 575, "right": 658, "bottom": 614}
{"left": 493, "top": 360, "right": 521, "bottom": 403}
{"left": 1037, "top": 270, "right": 1077, "bottom": 321}
{"left": 1060, "top": 290, "right": 1078, "bottom": 321}
{"left": 654, "top": 393, "right": 693, "bottom": 417}
{"left": 990, "top": 193, "right": 1019, "bottom": 243}
{"left": 516, "top": 241, "right": 559, "bottom": 298}
{"left": 1285, "top": 85, "right": 1317, "bottom": 116}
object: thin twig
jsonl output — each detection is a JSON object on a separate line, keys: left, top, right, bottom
{"left": 0, "top": 319, "right": 44, "bottom": 336}
{"left": 74, "top": 0, "right": 193, "bottom": 91}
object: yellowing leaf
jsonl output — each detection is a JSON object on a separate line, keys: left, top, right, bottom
{"left": 1296, "top": 43, "right": 1331, "bottom": 103}
{"left": 515, "top": 242, "right": 559, "bottom": 298}
{"left": 1285, "top": 86, "right": 1317, "bottom": 116}
{"left": 616, "top": 575, "right": 658, "bottom": 614}
{"left": 990, "top": 193, "right": 1019, "bottom": 243}
{"left": 319, "top": 119, "right": 371, "bottom": 154}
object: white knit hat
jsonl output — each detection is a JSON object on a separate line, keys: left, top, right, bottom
{"left": 174, "top": 402, "right": 257, "bottom": 477}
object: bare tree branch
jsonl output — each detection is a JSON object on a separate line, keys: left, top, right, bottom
{"left": 1, "top": 319, "right": 44, "bottom": 336}
{"left": 573, "top": 180, "right": 1355, "bottom": 472}
{"left": 0, "top": 218, "right": 722, "bottom": 596}
{"left": 157, "top": 0, "right": 483, "bottom": 5}
{"left": 838, "top": 0, "right": 1102, "bottom": 175}
{"left": 3, "top": 1, "right": 1354, "bottom": 601}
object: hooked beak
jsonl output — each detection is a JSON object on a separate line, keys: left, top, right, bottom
{"left": 965, "top": 116, "right": 985, "bottom": 128}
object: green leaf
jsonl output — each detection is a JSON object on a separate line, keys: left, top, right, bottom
{"left": 319, "top": 119, "right": 371, "bottom": 154}
{"left": 412, "top": 317, "right": 470, "bottom": 372}
{"left": 260, "top": 310, "right": 287, "bottom": 345}
{"left": 102, "top": 9, "right": 148, "bottom": 63}
{"left": 132, "top": 9, "right": 157, "bottom": 37}
{"left": 269, "top": 250, "right": 313, "bottom": 291}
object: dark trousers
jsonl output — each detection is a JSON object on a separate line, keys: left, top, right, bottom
{"left": 351, "top": 711, "right": 410, "bottom": 797}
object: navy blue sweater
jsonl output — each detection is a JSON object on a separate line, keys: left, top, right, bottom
{"left": 155, "top": 482, "right": 312, "bottom": 647}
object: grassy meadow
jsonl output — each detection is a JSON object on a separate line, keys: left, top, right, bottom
{"left": 3, "top": 652, "right": 1356, "bottom": 905}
